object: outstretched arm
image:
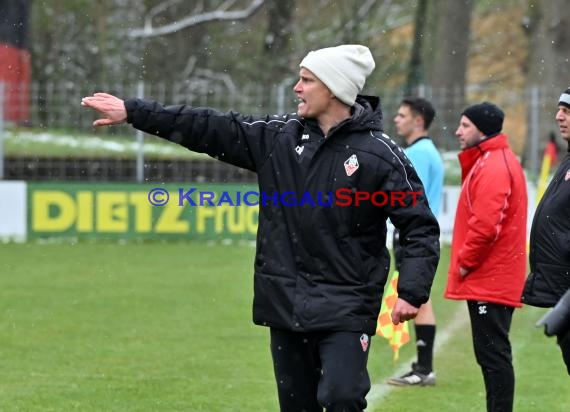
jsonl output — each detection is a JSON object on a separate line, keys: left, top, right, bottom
{"left": 81, "top": 93, "right": 127, "bottom": 126}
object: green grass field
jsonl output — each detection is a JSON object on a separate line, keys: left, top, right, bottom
{"left": 0, "top": 242, "right": 568, "bottom": 411}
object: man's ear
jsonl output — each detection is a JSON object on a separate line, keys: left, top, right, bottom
{"left": 414, "top": 115, "right": 424, "bottom": 130}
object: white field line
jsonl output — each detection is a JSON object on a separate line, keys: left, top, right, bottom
{"left": 366, "top": 304, "right": 469, "bottom": 410}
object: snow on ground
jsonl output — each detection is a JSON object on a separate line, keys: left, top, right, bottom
{"left": 3, "top": 129, "right": 461, "bottom": 177}
{"left": 2, "top": 129, "right": 203, "bottom": 159}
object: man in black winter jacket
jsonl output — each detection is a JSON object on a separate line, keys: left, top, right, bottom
{"left": 522, "top": 87, "right": 570, "bottom": 375}
{"left": 81, "top": 44, "right": 440, "bottom": 411}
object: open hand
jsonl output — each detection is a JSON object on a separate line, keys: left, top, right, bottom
{"left": 81, "top": 92, "right": 127, "bottom": 127}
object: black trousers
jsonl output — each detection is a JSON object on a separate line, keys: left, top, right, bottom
{"left": 557, "top": 328, "right": 570, "bottom": 375}
{"left": 467, "top": 301, "right": 515, "bottom": 412}
{"left": 270, "top": 328, "right": 371, "bottom": 412}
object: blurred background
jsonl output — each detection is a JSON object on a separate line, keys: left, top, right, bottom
{"left": 0, "top": 0, "right": 569, "bottom": 183}
{"left": 2, "top": 4, "right": 570, "bottom": 409}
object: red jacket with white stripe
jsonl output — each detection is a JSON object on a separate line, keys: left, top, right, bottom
{"left": 445, "top": 133, "right": 527, "bottom": 307}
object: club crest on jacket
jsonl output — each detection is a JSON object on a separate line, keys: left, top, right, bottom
{"left": 344, "top": 154, "right": 359, "bottom": 176}
{"left": 360, "top": 334, "right": 369, "bottom": 352}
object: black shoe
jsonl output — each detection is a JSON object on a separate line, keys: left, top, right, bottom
{"left": 387, "top": 363, "right": 436, "bottom": 387}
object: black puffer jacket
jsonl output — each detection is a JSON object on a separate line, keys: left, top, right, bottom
{"left": 125, "top": 95, "right": 440, "bottom": 335}
{"left": 523, "top": 149, "right": 570, "bottom": 307}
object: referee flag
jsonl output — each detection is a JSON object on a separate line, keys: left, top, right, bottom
{"left": 376, "top": 270, "right": 410, "bottom": 361}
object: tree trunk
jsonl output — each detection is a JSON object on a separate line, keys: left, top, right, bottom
{"left": 261, "top": 0, "right": 294, "bottom": 110}
{"left": 523, "top": 0, "right": 570, "bottom": 175}
{"left": 404, "top": 0, "right": 428, "bottom": 96}
{"left": 425, "top": 0, "right": 474, "bottom": 149}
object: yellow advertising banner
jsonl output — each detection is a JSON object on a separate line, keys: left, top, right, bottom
{"left": 28, "top": 183, "right": 259, "bottom": 240}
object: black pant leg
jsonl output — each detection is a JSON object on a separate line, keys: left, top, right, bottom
{"left": 557, "top": 328, "right": 570, "bottom": 375}
{"left": 316, "top": 331, "right": 372, "bottom": 412}
{"left": 270, "top": 328, "right": 322, "bottom": 412}
{"left": 467, "top": 301, "right": 515, "bottom": 412}
{"left": 270, "top": 329, "right": 372, "bottom": 412}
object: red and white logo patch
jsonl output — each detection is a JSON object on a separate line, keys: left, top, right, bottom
{"left": 360, "top": 334, "right": 369, "bottom": 352}
{"left": 344, "top": 154, "right": 359, "bottom": 177}
{"left": 565, "top": 169, "right": 570, "bottom": 181}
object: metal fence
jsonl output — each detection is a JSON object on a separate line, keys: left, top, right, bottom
{"left": 0, "top": 80, "right": 564, "bottom": 182}
{"left": 3, "top": 156, "right": 257, "bottom": 183}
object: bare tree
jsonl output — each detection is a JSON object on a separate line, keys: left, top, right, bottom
{"left": 523, "top": 0, "right": 570, "bottom": 174}
{"left": 404, "top": 0, "right": 428, "bottom": 96}
{"left": 259, "top": 0, "right": 295, "bottom": 107}
{"left": 425, "top": 0, "right": 474, "bottom": 149}
{"left": 128, "top": 0, "right": 265, "bottom": 39}
{"left": 263, "top": 0, "right": 294, "bottom": 75}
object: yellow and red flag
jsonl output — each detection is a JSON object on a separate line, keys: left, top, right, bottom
{"left": 376, "top": 270, "right": 410, "bottom": 361}
{"left": 536, "top": 134, "right": 559, "bottom": 203}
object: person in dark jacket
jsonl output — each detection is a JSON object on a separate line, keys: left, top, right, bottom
{"left": 81, "top": 44, "right": 440, "bottom": 412}
{"left": 446, "top": 102, "right": 528, "bottom": 412}
{"left": 522, "top": 87, "right": 570, "bottom": 375}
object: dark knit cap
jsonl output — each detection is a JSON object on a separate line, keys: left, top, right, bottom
{"left": 462, "top": 102, "right": 504, "bottom": 136}
{"left": 559, "top": 87, "right": 570, "bottom": 109}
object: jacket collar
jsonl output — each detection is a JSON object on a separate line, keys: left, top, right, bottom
{"left": 406, "top": 136, "right": 431, "bottom": 148}
{"left": 304, "top": 94, "right": 384, "bottom": 137}
{"left": 458, "top": 133, "right": 509, "bottom": 181}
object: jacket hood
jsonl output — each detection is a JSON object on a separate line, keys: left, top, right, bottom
{"left": 353, "top": 94, "right": 384, "bottom": 132}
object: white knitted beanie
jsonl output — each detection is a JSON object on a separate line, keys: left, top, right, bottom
{"left": 299, "top": 44, "right": 376, "bottom": 106}
{"left": 559, "top": 87, "right": 570, "bottom": 109}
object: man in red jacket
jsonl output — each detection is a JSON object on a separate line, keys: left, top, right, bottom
{"left": 446, "top": 102, "right": 528, "bottom": 412}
